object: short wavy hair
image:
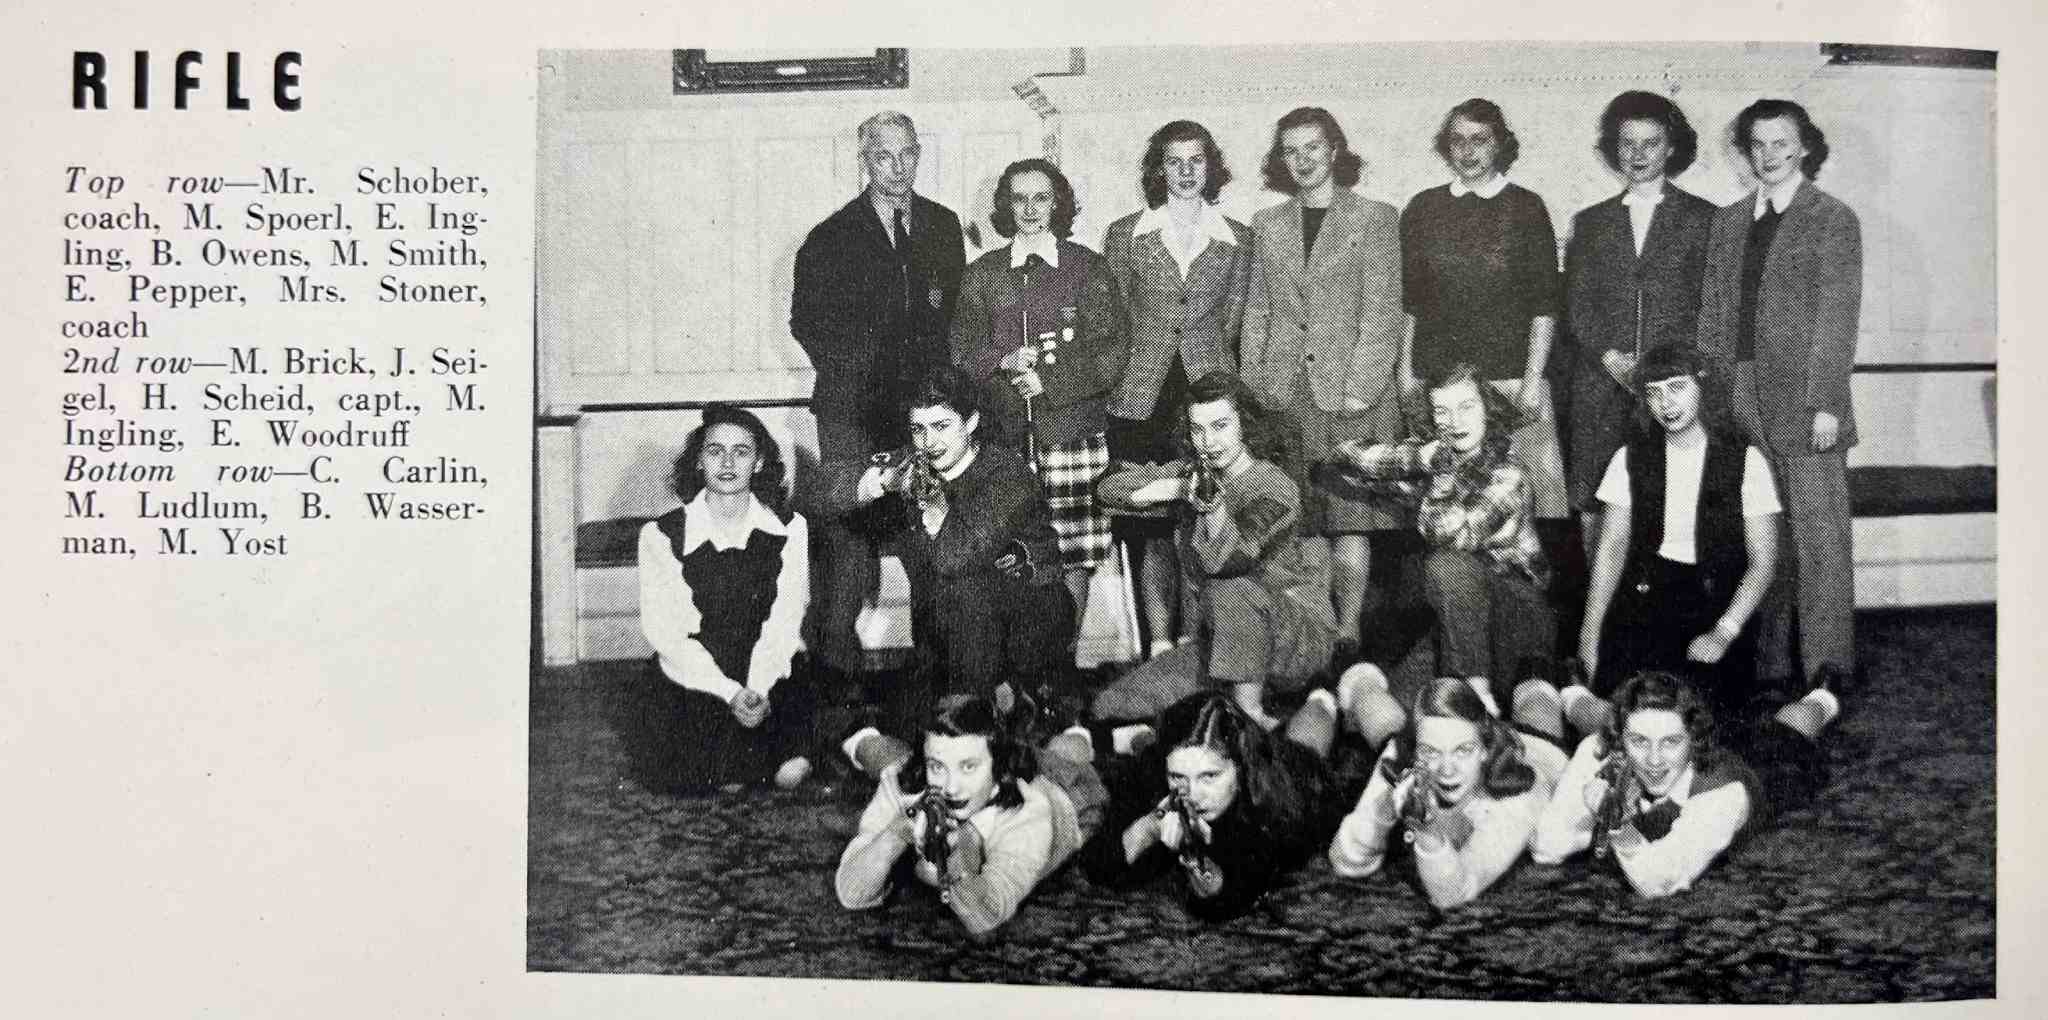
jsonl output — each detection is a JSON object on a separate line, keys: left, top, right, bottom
{"left": 1601, "top": 669, "right": 1718, "bottom": 760}
{"left": 903, "top": 363, "right": 983, "bottom": 426}
{"left": 1434, "top": 98, "right": 1521, "bottom": 174}
{"left": 856, "top": 110, "right": 917, "bottom": 153}
{"left": 1178, "top": 369, "right": 1295, "bottom": 470}
{"left": 1141, "top": 119, "right": 1232, "bottom": 208}
{"left": 1382, "top": 676, "right": 1536, "bottom": 799}
{"left": 1261, "top": 106, "right": 1363, "bottom": 194}
{"left": 991, "top": 157, "right": 1078, "bottom": 239}
{"left": 1420, "top": 363, "right": 1524, "bottom": 456}
{"left": 1597, "top": 90, "right": 1699, "bottom": 178}
{"left": 668, "top": 403, "right": 790, "bottom": 518}
{"left": 898, "top": 693, "right": 1036, "bottom": 811}
{"left": 1735, "top": 98, "right": 1831, "bottom": 180}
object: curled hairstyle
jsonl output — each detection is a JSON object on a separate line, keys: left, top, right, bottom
{"left": 1179, "top": 369, "right": 1294, "bottom": 468}
{"left": 898, "top": 693, "right": 1037, "bottom": 810}
{"left": 1421, "top": 363, "right": 1524, "bottom": 455}
{"left": 1261, "top": 106, "right": 1364, "bottom": 194}
{"left": 668, "top": 403, "right": 790, "bottom": 518}
{"left": 1601, "top": 669, "right": 1718, "bottom": 760}
{"left": 1434, "top": 98, "right": 1522, "bottom": 174}
{"left": 1141, "top": 120, "right": 1232, "bottom": 207}
{"left": 856, "top": 110, "right": 918, "bottom": 153}
{"left": 1386, "top": 676, "right": 1536, "bottom": 799}
{"left": 903, "top": 364, "right": 983, "bottom": 429}
{"left": 991, "top": 157, "right": 1079, "bottom": 240}
{"left": 1597, "top": 90, "right": 1699, "bottom": 178}
{"left": 1158, "top": 694, "right": 1315, "bottom": 844}
{"left": 1735, "top": 98, "right": 1831, "bottom": 180}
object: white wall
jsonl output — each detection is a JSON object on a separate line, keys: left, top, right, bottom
{"left": 534, "top": 44, "right": 1997, "bottom": 641}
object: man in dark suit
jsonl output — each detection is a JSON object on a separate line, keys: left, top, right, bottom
{"left": 791, "top": 110, "right": 967, "bottom": 678}
{"left": 1695, "top": 98, "right": 1861, "bottom": 685}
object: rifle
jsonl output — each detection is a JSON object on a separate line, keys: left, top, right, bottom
{"left": 870, "top": 446, "right": 943, "bottom": 509}
{"left": 905, "top": 786, "right": 956, "bottom": 884}
{"left": 1397, "top": 766, "right": 1444, "bottom": 845}
{"left": 1588, "top": 750, "right": 1638, "bottom": 859}
{"left": 1154, "top": 791, "right": 1211, "bottom": 871}
{"left": 1188, "top": 452, "right": 1222, "bottom": 508}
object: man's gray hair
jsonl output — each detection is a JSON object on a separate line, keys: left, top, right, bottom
{"left": 857, "top": 110, "right": 918, "bottom": 152}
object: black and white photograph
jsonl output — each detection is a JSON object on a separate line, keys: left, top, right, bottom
{"left": 529, "top": 40, "right": 1996, "bottom": 1002}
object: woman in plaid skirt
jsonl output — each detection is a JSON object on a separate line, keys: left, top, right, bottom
{"left": 951, "top": 158, "right": 1127, "bottom": 635}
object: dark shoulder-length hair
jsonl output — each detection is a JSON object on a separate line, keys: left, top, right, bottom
{"left": 1434, "top": 97, "right": 1522, "bottom": 174}
{"left": 991, "top": 157, "right": 1079, "bottom": 239}
{"left": 1261, "top": 106, "right": 1363, "bottom": 194}
{"left": 1419, "top": 363, "right": 1523, "bottom": 457}
{"left": 1158, "top": 693, "right": 1313, "bottom": 843}
{"left": 897, "top": 693, "right": 1037, "bottom": 811}
{"left": 1734, "top": 98, "right": 1831, "bottom": 180}
{"left": 1141, "top": 119, "right": 1232, "bottom": 207}
{"left": 1178, "top": 369, "right": 1295, "bottom": 469}
{"left": 904, "top": 364, "right": 983, "bottom": 425}
{"left": 1384, "top": 676, "right": 1536, "bottom": 799}
{"left": 1601, "top": 669, "right": 1718, "bottom": 759}
{"left": 668, "top": 403, "right": 790, "bottom": 518}
{"left": 1597, "top": 90, "right": 1699, "bottom": 178}
{"left": 1632, "top": 343, "right": 1736, "bottom": 438}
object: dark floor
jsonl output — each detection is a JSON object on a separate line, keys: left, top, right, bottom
{"left": 528, "top": 606, "right": 1994, "bottom": 1002}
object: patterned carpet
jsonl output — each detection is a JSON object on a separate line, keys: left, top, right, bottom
{"left": 527, "top": 607, "right": 1994, "bottom": 1002}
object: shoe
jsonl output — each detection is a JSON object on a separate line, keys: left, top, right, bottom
{"left": 774, "top": 756, "right": 813, "bottom": 790}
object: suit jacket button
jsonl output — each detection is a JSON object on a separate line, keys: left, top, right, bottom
{"left": 1305, "top": 353, "right": 1316, "bottom": 362}
{"left": 1298, "top": 323, "right": 1308, "bottom": 331}
{"left": 1174, "top": 327, "right": 1184, "bottom": 335}
{"left": 1180, "top": 296, "right": 1189, "bottom": 306}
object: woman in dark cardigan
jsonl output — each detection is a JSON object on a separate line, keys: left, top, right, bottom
{"left": 1080, "top": 690, "right": 1345, "bottom": 921}
{"left": 1401, "top": 97, "right": 1568, "bottom": 520}
{"left": 1564, "top": 91, "right": 1718, "bottom": 532}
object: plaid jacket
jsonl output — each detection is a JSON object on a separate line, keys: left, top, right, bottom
{"left": 1336, "top": 439, "right": 1549, "bottom": 588}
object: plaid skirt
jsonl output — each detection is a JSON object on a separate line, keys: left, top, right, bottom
{"left": 1039, "top": 430, "right": 1112, "bottom": 569}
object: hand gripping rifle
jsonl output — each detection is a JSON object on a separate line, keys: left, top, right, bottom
{"left": 1154, "top": 791, "right": 1211, "bottom": 871}
{"left": 1397, "top": 765, "right": 1444, "bottom": 845}
{"left": 905, "top": 786, "right": 956, "bottom": 884}
{"left": 1588, "top": 750, "right": 1637, "bottom": 859}
{"left": 870, "top": 446, "right": 943, "bottom": 510}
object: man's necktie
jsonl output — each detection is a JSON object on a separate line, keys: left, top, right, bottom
{"left": 892, "top": 209, "right": 909, "bottom": 257}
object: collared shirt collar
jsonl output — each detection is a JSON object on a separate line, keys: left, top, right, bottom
{"left": 1132, "top": 201, "right": 1239, "bottom": 248}
{"left": 681, "top": 490, "right": 787, "bottom": 553}
{"left": 1009, "top": 231, "right": 1060, "bottom": 269}
{"left": 869, "top": 191, "right": 913, "bottom": 234}
{"left": 1449, "top": 174, "right": 1510, "bottom": 200}
{"left": 1753, "top": 174, "right": 1804, "bottom": 219}
{"left": 1652, "top": 762, "right": 1699, "bottom": 809}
